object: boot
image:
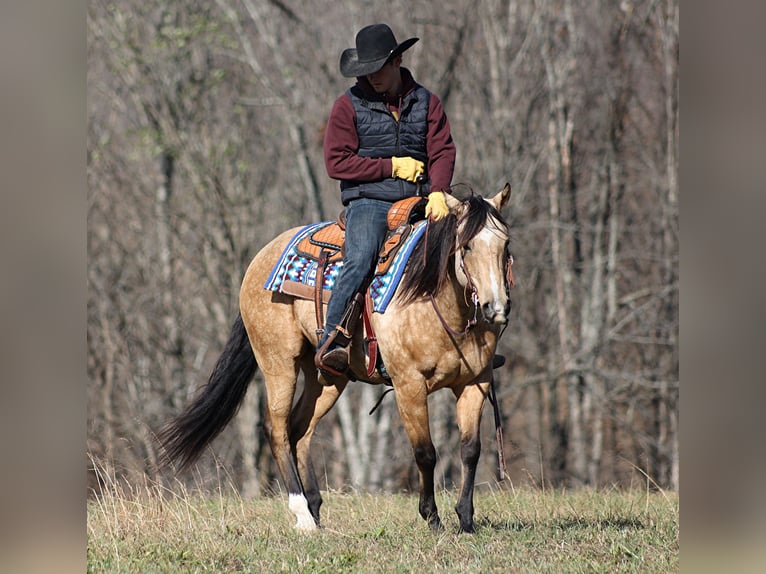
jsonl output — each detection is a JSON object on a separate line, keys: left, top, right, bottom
{"left": 314, "top": 326, "right": 350, "bottom": 376}
{"left": 320, "top": 346, "right": 349, "bottom": 374}
{"left": 315, "top": 292, "right": 364, "bottom": 377}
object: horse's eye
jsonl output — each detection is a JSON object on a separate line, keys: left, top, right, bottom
{"left": 463, "top": 243, "right": 472, "bottom": 252}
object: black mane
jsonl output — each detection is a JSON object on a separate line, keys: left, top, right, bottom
{"left": 396, "top": 195, "right": 506, "bottom": 304}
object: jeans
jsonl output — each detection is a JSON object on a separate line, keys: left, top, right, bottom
{"left": 319, "top": 198, "right": 391, "bottom": 349}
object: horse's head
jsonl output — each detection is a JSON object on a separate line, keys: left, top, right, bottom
{"left": 446, "top": 183, "right": 513, "bottom": 326}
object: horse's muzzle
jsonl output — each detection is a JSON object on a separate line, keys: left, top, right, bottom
{"left": 482, "top": 300, "right": 510, "bottom": 325}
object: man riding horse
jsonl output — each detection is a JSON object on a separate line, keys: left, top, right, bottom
{"left": 158, "top": 22, "right": 514, "bottom": 534}
{"left": 316, "top": 23, "right": 457, "bottom": 374}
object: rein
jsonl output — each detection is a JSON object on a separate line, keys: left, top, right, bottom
{"left": 423, "top": 212, "right": 480, "bottom": 338}
{"left": 488, "top": 372, "right": 507, "bottom": 480}
{"left": 424, "top": 209, "right": 515, "bottom": 481}
{"left": 428, "top": 254, "right": 479, "bottom": 339}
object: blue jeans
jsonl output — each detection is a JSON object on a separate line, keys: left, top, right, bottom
{"left": 320, "top": 198, "right": 391, "bottom": 349}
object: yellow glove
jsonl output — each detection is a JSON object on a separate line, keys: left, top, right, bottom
{"left": 425, "top": 191, "right": 449, "bottom": 221}
{"left": 391, "top": 156, "right": 425, "bottom": 182}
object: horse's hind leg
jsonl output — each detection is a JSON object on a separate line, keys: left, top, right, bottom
{"left": 452, "top": 381, "right": 490, "bottom": 533}
{"left": 260, "top": 368, "right": 318, "bottom": 531}
{"left": 251, "top": 337, "right": 317, "bottom": 530}
{"left": 290, "top": 358, "right": 347, "bottom": 524}
{"left": 240, "top": 238, "right": 322, "bottom": 531}
{"left": 394, "top": 382, "right": 443, "bottom": 531}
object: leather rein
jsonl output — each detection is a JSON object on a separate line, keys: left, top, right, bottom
{"left": 425, "top": 216, "right": 515, "bottom": 481}
{"left": 428, "top": 254, "right": 480, "bottom": 339}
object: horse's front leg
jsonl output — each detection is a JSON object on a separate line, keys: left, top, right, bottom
{"left": 394, "top": 381, "right": 442, "bottom": 531}
{"left": 452, "top": 380, "right": 490, "bottom": 533}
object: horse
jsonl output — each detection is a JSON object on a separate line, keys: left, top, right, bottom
{"left": 158, "top": 183, "right": 513, "bottom": 533}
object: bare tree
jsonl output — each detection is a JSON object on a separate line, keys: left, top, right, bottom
{"left": 88, "top": 0, "right": 679, "bottom": 494}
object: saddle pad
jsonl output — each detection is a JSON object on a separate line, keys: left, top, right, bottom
{"left": 264, "top": 220, "right": 427, "bottom": 313}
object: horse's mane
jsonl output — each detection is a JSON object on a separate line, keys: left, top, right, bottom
{"left": 397, "top": 195, "right": 506, "bottom": 304}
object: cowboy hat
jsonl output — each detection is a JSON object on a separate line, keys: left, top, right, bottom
{"left": 339, "top": 24, "right": 419, "bottom": 78}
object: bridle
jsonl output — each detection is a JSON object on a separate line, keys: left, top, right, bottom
{"left": 428, "top": 247, "right": 478, "bottom": 337}
{"left": 428, "top": 210, "right": 515, "bottom": 481}
{"left": 428, "top": 212, "right": 514, "bottom": 339}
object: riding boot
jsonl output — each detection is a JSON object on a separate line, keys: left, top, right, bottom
{"left": 315, "top": 328, "right": 350, "bottom": 375}
{"left": 315, "top": 292, "right": 364, "bottom": 376}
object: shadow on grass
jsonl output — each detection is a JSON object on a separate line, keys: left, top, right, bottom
{"left": 475, "top": 516, "right": 647, "bottom": 532}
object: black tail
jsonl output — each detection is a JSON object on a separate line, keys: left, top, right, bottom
{"left": 158, "top": 313, "right": 257, "bottom": 471}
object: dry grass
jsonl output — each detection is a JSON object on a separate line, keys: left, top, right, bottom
{"left": 87, "top": 466, "right": 678, "bottom": 573}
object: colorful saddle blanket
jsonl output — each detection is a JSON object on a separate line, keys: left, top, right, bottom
{"left": 264, "top": 220, "right": 427, "bottom": 313}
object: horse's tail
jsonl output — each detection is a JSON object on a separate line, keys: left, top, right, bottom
{"left": 157, "top": 312, "right": 257, "bottom": 472}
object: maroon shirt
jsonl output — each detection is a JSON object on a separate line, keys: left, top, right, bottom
{"left": 324, "top": 68, "right": 456, "bottom": 194}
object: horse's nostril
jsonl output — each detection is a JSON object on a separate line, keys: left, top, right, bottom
{"left": 483, "top": 301, "right": 508, "bottom": 322}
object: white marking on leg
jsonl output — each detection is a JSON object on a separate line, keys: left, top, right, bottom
{"left": 288, "top": 493, "right": 317, "bottom": 531}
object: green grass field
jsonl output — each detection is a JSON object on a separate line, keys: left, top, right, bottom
{"left": 87, "top": 481, "right": 678, "bottom": 573}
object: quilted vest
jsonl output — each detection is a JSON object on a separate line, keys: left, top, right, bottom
{"left": 340, "top": 84, "right": 431, "bottom": 205}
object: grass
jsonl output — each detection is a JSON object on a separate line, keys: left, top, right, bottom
{"left": 87, "top": 477, "right": 678, "bottom": 573}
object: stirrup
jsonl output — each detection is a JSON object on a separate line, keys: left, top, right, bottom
{"left": 315, "top": 329, "right": 348, "bottom": 377}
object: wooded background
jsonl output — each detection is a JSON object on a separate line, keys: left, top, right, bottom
{"left": 87, "top": 0, "right": 678, "bottom": 496}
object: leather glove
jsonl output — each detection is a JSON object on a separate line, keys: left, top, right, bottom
{"left": 425, "top": 191, "right": 450, "bottom": 221}
{"left": 391, "top": 156, "right": 425, "bottom": 182}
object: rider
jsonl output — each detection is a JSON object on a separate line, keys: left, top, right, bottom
{"left": 316, "top": 23, "right": 457, "bottom": 374}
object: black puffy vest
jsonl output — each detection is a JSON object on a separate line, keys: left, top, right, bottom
{"left": 340, "top": 84, "right": 431, "bottom": 205}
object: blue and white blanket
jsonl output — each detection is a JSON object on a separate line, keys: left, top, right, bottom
{"left": 264, "top": 220, "right": 427, "bottom": 313}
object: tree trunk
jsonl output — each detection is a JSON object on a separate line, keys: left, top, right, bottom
{"left": 236, "top": 380, "right": 262, "bottom": 498}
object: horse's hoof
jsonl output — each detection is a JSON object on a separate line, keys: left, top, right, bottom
{"left": 294, "top": 519, "right": 319, "bottom": 532}
{"left": 290, "top": 493, "right": 319, "bottom": 531}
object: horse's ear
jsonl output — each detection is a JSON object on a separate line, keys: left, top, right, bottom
{"left": 489, "top": 183, "right": 511, "bottom": 211}
{"left": 444, "top": 192, "right": 462, "bottom": 213}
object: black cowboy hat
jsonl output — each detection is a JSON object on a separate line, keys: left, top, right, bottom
{"left": 339, "top": 24, "right": 419, "bottom": 78}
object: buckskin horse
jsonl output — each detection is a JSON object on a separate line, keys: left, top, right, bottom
{"left": 159, "top": 183, "right": 514, "bottom": 533}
